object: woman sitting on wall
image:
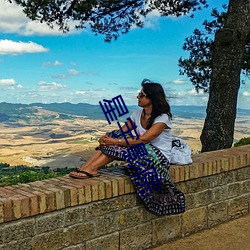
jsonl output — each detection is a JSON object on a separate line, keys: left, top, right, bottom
{"left": 69, "top": 79, "right": 185, "bottom": 216}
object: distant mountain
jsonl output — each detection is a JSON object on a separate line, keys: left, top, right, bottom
{"left": 30, "top": 102, "right": 105, "bottom": 119}
{"left": 0, "top": 102, "right": 249, "bottom": 124}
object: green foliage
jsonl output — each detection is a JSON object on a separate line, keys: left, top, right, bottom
{"left": 0, "top": 164, "right": 77, "bottom": 187}
{"left": 234, "top": 137, "right": 250, "bottom": 147}
{"left": 8, "top": 0, "right": 208, "bottom": 42}
{"left": 179, "top": 5, "right": 250, "bottom": 92}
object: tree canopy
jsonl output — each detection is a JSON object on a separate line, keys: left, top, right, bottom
{"left": 8, "top": 0, "right": 208, "bottom": 41}
{"left": 179, "top": 5, "right": 250, "bottom": 92}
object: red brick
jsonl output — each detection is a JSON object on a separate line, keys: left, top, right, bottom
{"left": 55, "top": 178, "right": 85, "bottom": 205}
{"left": 184, "top": 165, "right": 191, "bottom": 180}
{"left": 12, "top": 197, "right": 22, "bottom": 220}
{"left": 43, "top": 190, "right": 56, "bottom": 211}
{"left": 0, "top": 198, "right": 12, "bottom": 222}
{"left": 208, "top": 161, "right": 213, "bottom": 175}
{"left": 222, "top": 159, "right": 229, "bottom": 172}
{"left": 20, "top": 196, "right": 30, "bottom": 218}
{"left": 174, "top": 166, "right": 180, "bottom": 182}
{"left": 130, "top": 183, "right": 136, "bottom": 193}
{"left": 61, "top": 185, "right": 78, "bottom": 206}
{"left": 112, "top": 179, "right": 119, "bottom": 197}
{"left": 0, "top": 200, "right": 4, "bottom": 223}
{"left": 115, "top": 176, "right": 125, "bottom": 195}
{"left": 29, "top": 180, "right": 48, "bottom": 187}
{"left": 179, "top": 166, "right": 185, "bottom": 182}
{"left": 82, "top": 184, "right": 92, "bottom": 203}
{"left": 212, "top": 160, "right": 217, "bottom": 175}
{"left": 82, "top": 179, "right": 102, "bottom": 201}
{"left": 20, "top": 185, "right": 55, "bottom": 213}
{"left": 100, "top": 174, "right": 120, "bottom": 197}
{"left": 104, "top": 180, "right": 112, "bottom": 198}
{"left": 95, "top": 176, "right": 113, "bottom": 199}
{"left": 0, "top": 187, "right": 16, "bottom": 198}
{"left": 194, "top": 164, "right": 201, "bottom": 178}
{"left": 198, "top": 163, "right": 204, "bottom": 177}
{"left": 32, "top": 190, "right": 47, "bottom": 214}
{"left": 47, "top": 187, "right": 65, "bottom": 210}
{"left": 189, "top": 164, "right": 196, "bottom": 179}
{"left": 124, "top": 177, "right": 131, "bottom": 194}
{"left": 91, "top": 183, "right": 99, "bottom": 201}
{"left": 169, "top": 167, "right": 176, "bottom": 182}
{"left": 11, "top": 189, "right": 38, "bottom": 216}
{"left": 98, "top": 181, "right": 105, "bottom": 200}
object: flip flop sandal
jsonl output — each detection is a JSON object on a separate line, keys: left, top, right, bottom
{"left": 69, "top": 169, "right": 100, "bottom": 179}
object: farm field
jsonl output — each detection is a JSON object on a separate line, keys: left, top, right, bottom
{"left": 0, "top": 114, "right": 249, "bottom": 168}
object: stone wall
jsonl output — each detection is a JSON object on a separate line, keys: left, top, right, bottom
{"left": 0, "top": 145, "right": 249, "bottom": 250}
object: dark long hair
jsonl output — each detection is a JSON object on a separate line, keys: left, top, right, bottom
{"left": 141, "top": 79, "right": 172, "bottom": 129}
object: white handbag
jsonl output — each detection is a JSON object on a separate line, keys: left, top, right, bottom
{"left": 170, "top": 136, "right": 193, "bottom": 165}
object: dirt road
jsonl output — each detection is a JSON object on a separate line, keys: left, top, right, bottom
{"left": 151, "top": 213, "right": 250, "bottom": 250}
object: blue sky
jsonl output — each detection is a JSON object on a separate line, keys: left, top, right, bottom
{"left": 0, "top": 0, "right": 249, "bottom": 108}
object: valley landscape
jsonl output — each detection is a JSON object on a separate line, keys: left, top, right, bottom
{"left": 0, "top": 102, "right": 249, "bottom": 168}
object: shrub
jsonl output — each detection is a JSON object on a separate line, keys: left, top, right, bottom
{"left": 234, "top": 137, "right": 250, "bottom": 147}
{"left": 0, "top": 165, "right": 78, "bottom": 187}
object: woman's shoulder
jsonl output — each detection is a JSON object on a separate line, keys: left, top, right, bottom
{"left": 153, "top": 113, "right": 172, "bottom": 126}
{"left": 155, "top": 113, "right": 171, "bottom": 120}
{"left": 131, "top": 109, "right": 143, "bottom": 117}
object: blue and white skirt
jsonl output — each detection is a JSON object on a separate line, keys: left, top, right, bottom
{"left": 96, "top": 130, "right": 185, "bottom": 216}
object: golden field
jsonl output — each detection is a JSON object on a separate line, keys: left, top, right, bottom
{"left": 0, "top": 115, "right": 249, "bottom": 167}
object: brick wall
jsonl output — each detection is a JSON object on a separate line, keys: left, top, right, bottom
{"left": 0, "top": 145, "right": 250, "bottom": 250}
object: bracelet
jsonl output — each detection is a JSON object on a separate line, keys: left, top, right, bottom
{"left": 118, "top": 139, "right": 122, "bottom": 145}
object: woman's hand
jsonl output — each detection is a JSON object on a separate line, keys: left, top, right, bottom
{"left": 99, "top": 136, "right": 117, "bottom": 147}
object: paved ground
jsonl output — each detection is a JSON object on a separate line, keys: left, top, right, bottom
{"left": 151, "top": 213, "right": 250, "bottom": 250}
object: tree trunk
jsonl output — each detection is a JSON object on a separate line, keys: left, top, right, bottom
{"left": 200, "top": 0, "right": 250, "bottom": 152}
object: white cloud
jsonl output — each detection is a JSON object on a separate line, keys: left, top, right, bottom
{"left": 173, "top": 79, "right": 185, "bottom": 85}
{"left": 52, "top": 74, "right": 68, "bottom": 79}
{"left": 0, "top": 78, "right": 16, "bottom": 85}
{"left": 0, "top": 78, "right": 25, "bottom": 91}
{"left": 0, "top": 0, "right": 83, "bottom": 36}
{"left": 95, "top": 88, "right": 108, "bottom": 91}
{"left": 165, "top": 88, "right": 209, "bottom": 106}
{"left": 38, "top": 81, "right": 68, "bottom": 91}
{"left": 243, "top": 91, "right": 250, "bottom": 97}
{"left": 175, "top": 91, "right": 186, "bottom": 97}
{"left": 189, "top": 89, "right": 197, "bottom": 94}
{"left": 75, "top": 91, "right": 86, "bottom": 95}
{"left": 188, "top": 89, "right": 206, "bottom": 95}
{"left": 144, "top": 10, "right": 161, "bottom": 29}
{"left": 43, "top": 60, "right": 63, "bottom": 66}
{"left": 17, "top": 84, "right": 24, "bottom": 89}
{"left": 0, "top": 39, "right": 48, "bottom": 55}
{"left": 68, "top": 69, "right": 80, "bottom": 76}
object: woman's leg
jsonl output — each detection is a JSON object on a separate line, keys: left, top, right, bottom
{"left": 81, "top": 150, "right": 103, "bottom": 168}
{"left": 70, "top": 151, "right": 116, "bottom": 178}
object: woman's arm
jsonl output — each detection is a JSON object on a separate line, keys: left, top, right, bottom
{"left": 101, "top": 122, "right": 168, "bottom": 147}
{"left": 120, "top": 118, "right": 136, "bottom": 131}
{"left": 99, "top": 117, "right": 136, "bottom": 145}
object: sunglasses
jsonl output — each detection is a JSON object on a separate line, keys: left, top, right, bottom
{"left": 138, "top": 92, "right": 146, "bottom": 98}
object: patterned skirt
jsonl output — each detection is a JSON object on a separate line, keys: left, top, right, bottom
{"left": 96, "top": 130, "right": 185, "bottom": 216}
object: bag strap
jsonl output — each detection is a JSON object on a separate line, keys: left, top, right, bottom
{"left": 172, "top": 139, "right": 181, "bottom": 148}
